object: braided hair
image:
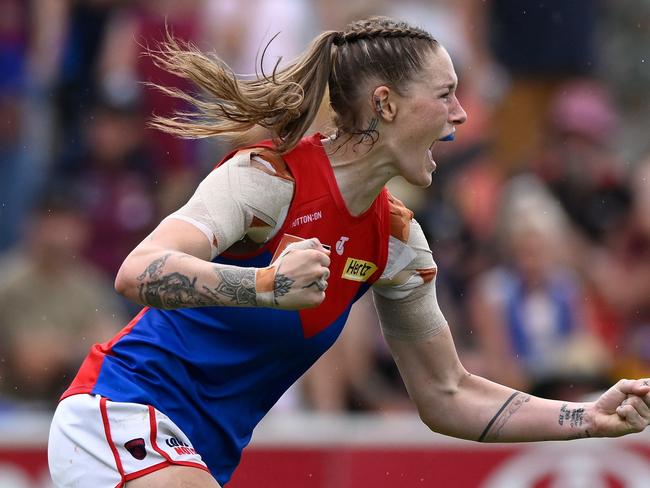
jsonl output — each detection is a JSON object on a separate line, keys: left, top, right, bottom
{"left": 329, "top": 17, "right": 439, "bottom": 140}
{"left": 148, "top": 16, "right": 438, "bottom": 153}
{"left": 333, "top": 18, "right": 433, "bottom": 45}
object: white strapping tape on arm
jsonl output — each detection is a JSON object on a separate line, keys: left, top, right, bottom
{"left": 372, "top": 219, "right": 448, "bottom": 340}
{"left": 167, "top": 152, "right": 293, "bottom": 259}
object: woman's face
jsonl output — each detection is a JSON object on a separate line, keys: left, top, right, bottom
{"left": 389, "top": 47, "right": 467, "bottom": 187}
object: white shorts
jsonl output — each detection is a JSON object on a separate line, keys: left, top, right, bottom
{"left": 48, "top": 394, "right": 209, "bottom": 488}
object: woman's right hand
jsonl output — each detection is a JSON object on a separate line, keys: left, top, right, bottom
{"left": 256, "top": 238, "right": 331, "bottom": 309}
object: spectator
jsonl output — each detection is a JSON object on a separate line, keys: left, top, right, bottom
{"left": 588, "top": 155, "right": 650, "bottom": 379}
{"left": 72, "top": 98, "right": 157, "bottom": 278}
{"left": 469, "top": 175, "right": 611, "bottom": 399}
{"left": 0, "top": 0, "right": 63, "bottom": 252}
{"left": 97, "top": 0, "right": 216, "bottom": 215}
{"left": 530, "top": 79, "right": 631, "bottom": 358}
{"left": 462, "top": 0, "right": 601, "bottom": 176}
{"left": 532, "top": 79, "right": 630, "bottom": 244}
{"left": 53, "top": 0, "right": 123, "bottom": 169}
{"left": 0, "top": 190, "right": 126, "bottom": 409}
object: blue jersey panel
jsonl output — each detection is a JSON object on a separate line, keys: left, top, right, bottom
{"left": 91, "top": 280, "right": 359, "bottom": 484}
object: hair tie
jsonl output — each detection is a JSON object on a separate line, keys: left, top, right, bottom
{"left": 333, "top": 32, "right": 345, "bottom": 46}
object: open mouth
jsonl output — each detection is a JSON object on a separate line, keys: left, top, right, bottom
{"left": 427, "top": 132, "right": 455, "bottom": 170}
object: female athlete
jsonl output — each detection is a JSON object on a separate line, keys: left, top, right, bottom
{"left": 48, "top": 16, "right": 650, "bottom": 488}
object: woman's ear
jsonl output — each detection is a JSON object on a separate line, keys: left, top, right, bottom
{"left": 372, "top": 86, "right": 397, "bottom": 122}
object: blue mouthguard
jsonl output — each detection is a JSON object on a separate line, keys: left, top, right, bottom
{"left": 438, "top": 133, "right": 455, "bottom": 142}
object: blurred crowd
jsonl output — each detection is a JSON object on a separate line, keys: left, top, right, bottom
{"left": 0, "top": 0, "right": 649, "bottom": 415}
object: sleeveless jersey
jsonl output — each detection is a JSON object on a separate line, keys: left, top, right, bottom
{"left": 62, "top": 133, "right": 391, "bottom": 485}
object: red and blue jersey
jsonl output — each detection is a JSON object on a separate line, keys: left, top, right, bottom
{"left": 62, "top": 133, "right": 391, "bottom": 485}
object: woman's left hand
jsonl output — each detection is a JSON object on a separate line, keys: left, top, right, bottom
{"left": 590, "top": 379, "right": 650, "bottom": 437}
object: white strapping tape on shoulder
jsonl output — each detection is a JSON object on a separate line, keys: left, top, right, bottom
{"left": 168, "top": 152, "right": 293, "bottom": 258}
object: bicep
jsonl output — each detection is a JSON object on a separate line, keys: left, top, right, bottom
{"left": 373, "top": 283, "right": 466, "bottom": 409}
{"left": 131, "top": 217, "right": 214, "bottom": 261}
{"left": 384, "top": 325, "right": 466, "bottom": 405}
{"left": 115, "top": 216, "right": 214, "bottom": 295}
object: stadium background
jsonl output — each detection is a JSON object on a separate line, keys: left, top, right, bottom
{"left": 0, "top": 0, "right": 649, "bottom": 486}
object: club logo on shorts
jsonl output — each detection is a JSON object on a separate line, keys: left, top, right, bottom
{"left": 124, "top": 438, "right": 147, "bottom": 460}
{"left": 341, "top": 257, "right": 377, "bottom": 282}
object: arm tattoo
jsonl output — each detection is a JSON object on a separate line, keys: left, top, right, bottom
{"left": 558, "top": 404, "right": 586, "bottom": 429}
{"left": 560, "top": 403, "right": 592, "bottom": 439}
{"left": 568, "top": 429, "right": 592, "bottom": 440}
{"left": 136, "top": 254, "right": 257, "bottom": 308}
{"left": 138, "top": 271, "right": 210, "bottom": 309}
{"left": 137, "top": 253, "right": 171, "bottom": 281}
{"left": 478, "top": 392, "right": 531, "bottom": 442}
{"left": 207, "top": 268, "right": 257, "bottom": 306}
{"left": 273, "top": 273, "right": 294, "bottom": 304}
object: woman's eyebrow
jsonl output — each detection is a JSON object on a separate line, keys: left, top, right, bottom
{"left": 437, "top": 82, "right": 456, "bottom": 93}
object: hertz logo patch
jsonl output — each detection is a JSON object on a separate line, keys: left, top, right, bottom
{"left": 341, "top": 258, "right": 377, "bottom": 282}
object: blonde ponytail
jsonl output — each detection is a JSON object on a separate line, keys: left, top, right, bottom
{"left": 148, "top": 31, "right": 338, "bottom": 153}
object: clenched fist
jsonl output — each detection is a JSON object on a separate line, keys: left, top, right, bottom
{"left": 590, "top": 379, "right": 650, "bottom": 437}
{"left": 255, "top": 237, "right": 331, "bottom": 309}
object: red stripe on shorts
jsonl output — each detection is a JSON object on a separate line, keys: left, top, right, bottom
{"left": 124, "top": 461, "right": 170, "bottom": 482}
{"left": 148, "top": 405, "right": 211, "bottom": 474}
{"left": 100, "top": 397, "right": 126, "bottom": 488}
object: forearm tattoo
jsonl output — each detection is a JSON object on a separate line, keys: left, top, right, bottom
{"left": 137, "top": 253, "right": 170, "bottom": 281}
{"left": 559, "top": 403, "right": 591, "bottom": 439}
{"left": 206, "top": 268, "right": 257, "bottom": 306}
{"left": 558, "top": 404, "right": 585, "bottom": 427}
{"left": 136, "top": 254, "right": 257, "bottom": 308}
{"left": 478, "top": 392, "right": 531, "bottom": 442}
